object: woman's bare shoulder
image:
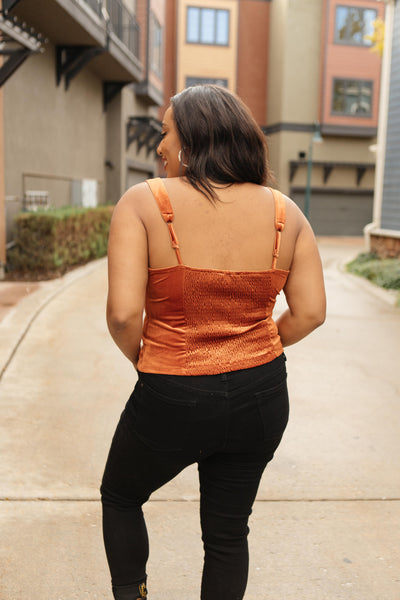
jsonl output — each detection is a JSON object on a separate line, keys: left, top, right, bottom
{"left": 119, "top": 181, "right": 152, "bottom": 205}
{"left": 267, "top": 188, "right": 307, "bottom": 231}
{"left": 112, "top": 181, "right": 155, "bottom": 221}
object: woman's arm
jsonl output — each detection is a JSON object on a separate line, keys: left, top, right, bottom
{"left": 106, "top": 187, "right": 149, "bottom": 368}
{"left": 276, "top": 216, "right": 326, "bottom": 347}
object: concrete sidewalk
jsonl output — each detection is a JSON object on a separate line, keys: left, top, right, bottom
{"left": 1, "top": 239, "right": 400, "bottom": 600}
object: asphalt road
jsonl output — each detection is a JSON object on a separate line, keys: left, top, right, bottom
{"left": 0, "top": 238, "right": 399, "bottom": 600}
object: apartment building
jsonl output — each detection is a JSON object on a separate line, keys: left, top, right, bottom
{"left": 163, "top": 0, "right": 384, "bottom": 235}
{"left": 1, "top": 0, "right": 165, "bottom": 253}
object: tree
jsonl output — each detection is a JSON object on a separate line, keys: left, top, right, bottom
{"left": 365, "top": 18, "right": 385, "bottom": 58}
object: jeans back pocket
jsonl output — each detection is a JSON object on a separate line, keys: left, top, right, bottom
{"left": 254, "top": 379, "right": 289, "bottom": 441}
{"left": 128, "top": 379, "right": 199, "bottom": 451}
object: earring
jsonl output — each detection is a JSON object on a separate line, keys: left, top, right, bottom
{"left": 178, "top": 149, "right": 189, "bottom": 168}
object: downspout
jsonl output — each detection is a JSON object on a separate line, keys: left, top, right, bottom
{"left": 364, "top": 0, "right": 395, "bottom": 248}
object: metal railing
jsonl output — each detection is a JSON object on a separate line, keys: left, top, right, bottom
{"left": 82, "top": 0, "right": 102, "bottom": 17}
{"left": 82, "top": 0, "right": 140, "bottom": 60}
{"left": 106, "top": 0, "right": 140, "bottom": 59}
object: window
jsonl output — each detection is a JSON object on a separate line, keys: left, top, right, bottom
{"left": 186, "top": 76, "right": 228, "bottom": 88}
{"left": 332, "top": 79, "right": 373, "bottom": 116}
{"left": 186, "top": 7, "right": 230, "bottom": 46}
{"left": 335, "top": 6, "right": 377, "bottom": 46}
{"left": 151, "top": 14, "right": 162, "bottom": 76}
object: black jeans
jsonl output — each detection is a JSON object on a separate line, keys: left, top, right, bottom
{"left": 101, "top": 354, "right": 289, "bottom": 600}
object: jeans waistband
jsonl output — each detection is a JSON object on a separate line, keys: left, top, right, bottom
{"left": 138, "top": 353, "right": 286, "bottom": 395}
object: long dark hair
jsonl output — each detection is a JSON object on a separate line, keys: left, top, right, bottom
{"left": 170, "top": 84, "right": 271, "bottom": 202}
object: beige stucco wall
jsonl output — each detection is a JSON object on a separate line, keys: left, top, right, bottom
{"left": 176, "top": 0, "right": 238, "bottom": 92}
{"left": 267, "top": 0, "right": 323, "bottom": 189}
{"left": 267, "top": 0, "right": 322, "bottom": 125}
{"left": 3, "top": 43, "right": 106, "bottom": 208}
{"left": 265, "top": 0, "right": 285, "bottom": 126}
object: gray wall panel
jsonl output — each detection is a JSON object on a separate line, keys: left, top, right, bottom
{"left": 382, "top": 0, "right": 400, "bottom": 230}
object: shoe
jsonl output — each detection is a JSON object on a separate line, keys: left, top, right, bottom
{"left": 135, "top": 582, "right": 147, "bottom": 599}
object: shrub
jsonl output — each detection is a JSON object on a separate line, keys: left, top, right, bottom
{"left": 7, "top": 205, "right": 113, "bottom": 278}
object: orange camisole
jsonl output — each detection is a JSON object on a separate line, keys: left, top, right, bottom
{"left": 137, "top": 178, "right": 289, "bottom": 376}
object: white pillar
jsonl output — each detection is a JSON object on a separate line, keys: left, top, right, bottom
{"left": 364, "top": 0, "right": 396, "bottom": 247}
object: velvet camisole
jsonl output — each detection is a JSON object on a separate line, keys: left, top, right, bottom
{"left": 137, "top": 178, "right": 290, "bottom": 376}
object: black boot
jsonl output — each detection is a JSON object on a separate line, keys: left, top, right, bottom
{"left": 136, "top": 582, "right": 147, "bottom": 599}
{"left": 112, "top": 580, "right": 148, "bottom": 600}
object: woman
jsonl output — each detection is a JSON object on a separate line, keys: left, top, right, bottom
{"left": 101, "top": 84, "right": 326, "bottom": 600}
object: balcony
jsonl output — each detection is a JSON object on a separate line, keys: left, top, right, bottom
{"left": 8, "top": 0, "right": 143, "bottom": 83}
{"left": 83, "top": 0, "right": 140, "bottom": 59}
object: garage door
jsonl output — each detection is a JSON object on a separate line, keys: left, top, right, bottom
{"left": 127, "top": 167, "right": 154, "bottom": 188}
{"left": 290, "top": 189, "right": 373, "bottom": 236}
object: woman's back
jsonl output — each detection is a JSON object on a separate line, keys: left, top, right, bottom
{"left": 138, "top": 177, "right": 299, "bottom": 274}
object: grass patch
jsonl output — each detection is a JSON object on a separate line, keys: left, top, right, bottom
{"left": 346, "top": 253, "right": 400, "bottom": 305}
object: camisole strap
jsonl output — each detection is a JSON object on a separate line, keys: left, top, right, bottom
{"left": 269, "top": 188, "right": 286, "bottom": 269}
{"left": 146, "top": 177, "right": 183, "bottom": 265}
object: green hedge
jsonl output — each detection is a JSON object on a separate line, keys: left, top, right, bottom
{"left": 7, "top": 205, "right": 113, "bottom": 277}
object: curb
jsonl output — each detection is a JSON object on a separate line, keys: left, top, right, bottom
{"left": 0, "top": 258, "right": 107, "bottom": 381}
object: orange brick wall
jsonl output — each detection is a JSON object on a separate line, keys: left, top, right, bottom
{"left": 321, "top": 0, "right": 384, "bottom": 130}
{"left": 160, "top": 0, "right": 177, "bottom": 117}
{"left": 236, "top": 0, "right": 270, "bottom": 124}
